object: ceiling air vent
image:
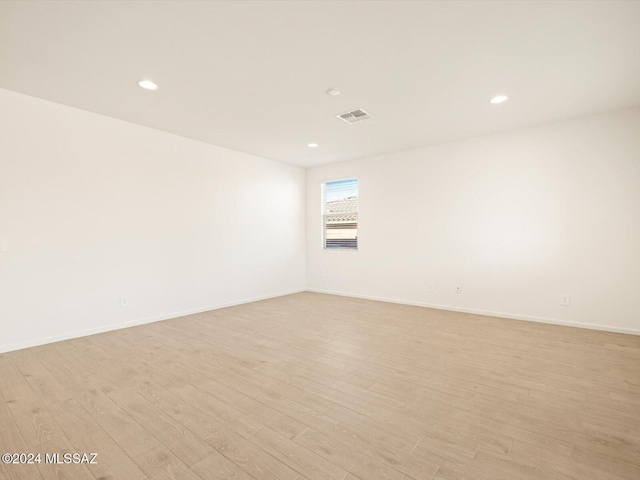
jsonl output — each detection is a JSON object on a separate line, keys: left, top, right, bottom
{"left": 337, "top": 108, "right": 372, "bottom": 125}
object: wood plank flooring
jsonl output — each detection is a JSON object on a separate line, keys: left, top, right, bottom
{"left": 1, "top": 292, "right": 639, "bottom": 480}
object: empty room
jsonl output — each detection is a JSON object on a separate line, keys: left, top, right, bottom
{"left": 1, "top": 1, "right": 639, "bottom": 479}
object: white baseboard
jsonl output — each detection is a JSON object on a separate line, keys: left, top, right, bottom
{"left": 306, "top": 288, "right": 640, "bottom": 336}
{"left": 0, "top": 289, "right": 305, "bottom": 354}
{"left": 3, "top": 287, "right": 636, "bottom": 354}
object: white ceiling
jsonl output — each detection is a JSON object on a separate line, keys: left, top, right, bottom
{"left": 1, "top": 1, "right": 639, "bottom": 167}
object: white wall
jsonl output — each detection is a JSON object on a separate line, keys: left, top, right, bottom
{"left": 2, "top": 88, "right": 638, "bottom": 352}
{"left": 0, "top": 88, "right": 306, "bottom": 353}
{"left": 306, "top": 108, "right": 640, "bottom": 334}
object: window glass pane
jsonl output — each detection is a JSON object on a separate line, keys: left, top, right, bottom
{"left": 324, "top": 179, "right": 358, "bottom": 250}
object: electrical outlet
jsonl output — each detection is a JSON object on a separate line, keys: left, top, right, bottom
{"left": 561, "top": 294, "right": 570, "bottom": 306}
{"left": 455, "top": 285, "right": 461, "bottom": 294}
{"left": 0, "top": 237, "right": 7, "bottom": 252}
{"left": 428, "top": 282, "right": 435, "bottom": 292}
{"left": 120, "top": 296, "right": 129, "bottom": 307}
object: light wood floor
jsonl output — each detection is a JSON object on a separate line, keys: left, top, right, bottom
{"left": 1, "top": 292, "right": 639, "bottom": 480}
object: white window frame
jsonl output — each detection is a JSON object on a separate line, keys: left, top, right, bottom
{"left": 322, "top": 178, "right": 359, "bottom": 251}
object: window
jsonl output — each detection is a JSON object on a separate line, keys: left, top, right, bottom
{"left": 323, "top": 179, "right": 358, "bottom": 250}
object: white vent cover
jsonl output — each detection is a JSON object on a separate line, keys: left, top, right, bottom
{"left": 337, "top": 108, "right": 372, "bottom": 124}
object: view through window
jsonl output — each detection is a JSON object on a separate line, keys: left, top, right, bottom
{"left": 323, "top": 179, "right": 358, "bottom": 250}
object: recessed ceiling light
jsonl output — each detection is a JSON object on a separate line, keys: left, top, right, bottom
{"left": 326, "top": 88, "right": 341, "bottom": 96}
{"left": 138, "top": 80, "right": 158, "bottom": 90}
{"left": 307, "top": 143, "right": 319, "bottom": 148}
{"left": 490, "top": 95, "right": 508, "bottom": 104}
